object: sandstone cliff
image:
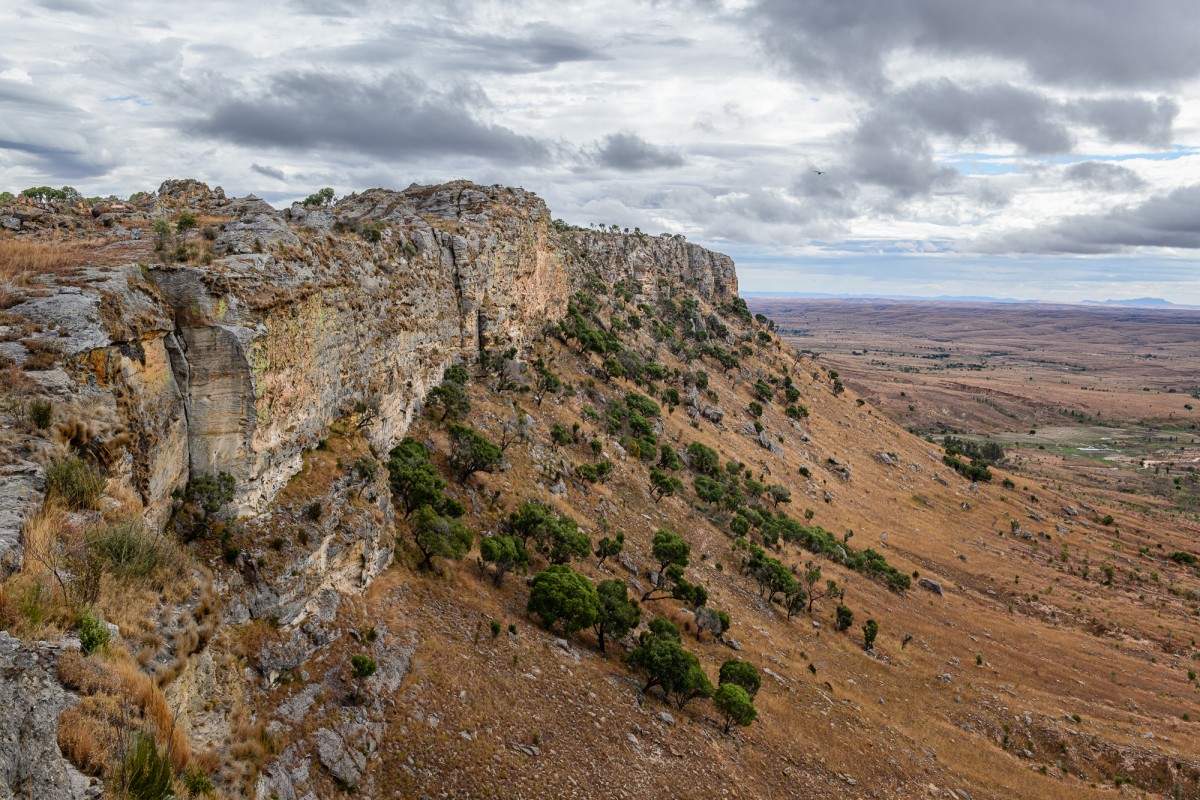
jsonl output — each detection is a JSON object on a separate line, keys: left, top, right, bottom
{"left": 2, "top": 179, "right": 736, "bottom": 551}
{"left": 0, "top": 179, "right": 739, "bottom": 797}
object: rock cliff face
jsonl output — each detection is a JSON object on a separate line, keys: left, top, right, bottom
{"left": 0, "top": 179, "right": 739, "bottom": 797}
{"left": 2, "top": 179, "right": 736, "bottom": 537}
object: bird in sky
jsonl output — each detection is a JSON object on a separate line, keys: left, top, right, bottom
{"left": 813, "top": 169, "right": 825, "bottom": 175}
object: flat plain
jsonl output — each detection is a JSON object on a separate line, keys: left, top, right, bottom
{"left": 748, "top": 297, "right": 1200, "bottom": 520}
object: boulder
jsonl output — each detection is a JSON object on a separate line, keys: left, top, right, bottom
{"left": 918, "top": 578, "right": 944, "bottom": 596}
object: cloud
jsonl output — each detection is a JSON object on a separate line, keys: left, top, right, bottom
{"left": 982, "top": 184, "right": 1200, "bottom": 253}
{"left": 588, "top": 133, "right": 684, "bottom": 171}
{"left": 746, "top": 0, "right": 1200, "bottom": 91}
{"left": 251, "top": 163, "right": 286, "bottom": 181}
{"left": 191, "top": 70, "right": 549, "bottom": 164}
{"left": 34, "top": 0, "right": 102, "bottom": 16}
{"left": 1063, "top": 161, "right": 1146, "bottom": 192}
{"left": 0, "top": 80, "right": 117, "bottom": 179}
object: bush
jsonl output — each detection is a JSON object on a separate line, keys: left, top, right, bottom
{"left": 351, "top": 654, "right": 377, "bottom": 679}
{"left": 77, "top": 608, "right": 110, "bottom": 654}
{"left": 46, "top": 454, "right": 106, "bottom": 509}
{"left": 89, "top": 521, "right": 173, "bottom": 579}
{"left": 447, "top": 424, "right": 502, "bottom": 479}
{"left": 182, "top": 767, "right": 215, "bottom": 797}
{"left": 29, "top": 398, "right": 53, "bottom": 429}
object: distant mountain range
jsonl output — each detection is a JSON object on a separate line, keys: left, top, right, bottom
{"left": 742, "top": 291, "right": 1199, "bottom": 309}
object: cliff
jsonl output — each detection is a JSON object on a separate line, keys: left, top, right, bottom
{"left": 1, "top": 179, "right": 735, "bottom": 542}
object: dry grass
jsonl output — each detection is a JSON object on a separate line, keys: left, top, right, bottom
{"left": 0, "top": 238, "right": 90, "bottom": 305}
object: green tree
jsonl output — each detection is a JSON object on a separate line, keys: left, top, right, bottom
{"left": 626, "top": 619, "right": 713, "bottom": 709}
{"left": 410, "top": 504, "right": 473, "bottom": 570}
{"left": 651, "top": 529, "right": 690, "bottom": 573}
{"left": 713, "top": 683, "right": 757, "bottom": 734}
{"left": 649, "top": 468, "right": 684, "bottom": 503}
{"left": 594, "top": 579, "right": 641, "bottom": 653}
{"left": 835, "top": 604, "right": 854, "bottom": 632}
{"left": 151, "top": 218, "right": 171, "bottom": 251}
{"left": 658, "top": 445, "right": 682, "bottom": 471}
{"left": 686, "top": 441, "right": 720, "bottom": 475}
{"left": 594, "top": 531, "right": 624, "bottom": 567}
{"left": 863, "top": 618, "right": 879, "bottom": 651}
{"left": 387, "top": 438, "right": 448, "bottom": 517}
{"left": 766, "top": 484, "right": 792, "bottom": 508}
{"left": 175, "top": 212, "right": 198, "bottom": 235}
{"left": 527, "top": 565, "right": 598, "bottom": 636}
{"left": 478, "top": 534, "right": 528, "bottom": 585}
{"left": 718, "top": 659, "right": 761, "bottom": 698}
{"left": 0, "top": 191, "right": 15, "bottom": 205}
{"left": 448, "top": 424, "right": 502, "bottom": 480}
{"left": 303, "top": 187, "right": 336, "bottom": 207}
{"left": 426, "top": 380, "right": 471, "bottom": 422}
{"left": 693, "top": 475, "right": 724, "bottom": 504}
{"left": 531, "top": 358, "right": 562, "bottom": 406}
{"left": 504, "top": 501, "right": 589, "bottom": 563}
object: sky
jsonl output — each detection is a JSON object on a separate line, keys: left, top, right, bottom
{"left": 3, "top": 0, "right": 1200, "bottom": 303}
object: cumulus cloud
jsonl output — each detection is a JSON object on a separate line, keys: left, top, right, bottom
{"left": 1063, "top": 161, "right": 1147, "bottom": 192}
{"left": 251, "top": 163, "right": 286, "bottom": 181}
{"left": 981, "top": 183, "right": 1200, "bottom": 253}
{"left": 747, "top": 0, "right": 1200, "bottom": 91}
{"left": 588, "top": 133, "right": 684, "bottom": 171}
{"left": 192, "top": 70, "right": 549, "bottom": 164}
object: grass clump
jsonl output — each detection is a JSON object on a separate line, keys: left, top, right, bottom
{"left": 46, "top": 453, "right": 106, "bottom": 509}
{"left": 88, "top": 521, "right": 175, "bottom": 580}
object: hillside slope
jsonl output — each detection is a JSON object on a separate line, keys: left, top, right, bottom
{"left": 0, "top": 182, "right": 1197, "bottom": 799}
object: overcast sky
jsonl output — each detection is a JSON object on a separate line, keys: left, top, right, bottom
{"left": 3, "top": 0, "right": 1200, "bottom": 302}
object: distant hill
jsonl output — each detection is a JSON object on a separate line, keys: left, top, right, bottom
{"left": 743, "top": 291, "right": 1199, "bottom": 309}
{"left": 1080, "top": 297, "right": 1178, "bottom": 308}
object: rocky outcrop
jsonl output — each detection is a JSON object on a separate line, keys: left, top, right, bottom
{"left": 561, "top": 231, "right": 737, "bottom": 304}
{"left": 0, "top": 634, "right": 99, "bottom": 800}
{"left": 1, "top": 179, "right": 737, "bottom": 525}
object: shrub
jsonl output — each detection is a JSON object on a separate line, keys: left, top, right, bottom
{"left": 77, "top": 609, "right": 110, "bottom": 654}
{"left": 351, "top": 654, "right": 377, "bottom": 679}
{"left": 447, "top": 424, "right": 502, "bottom": 479}
{"left": 172, "top": 472, "right": 235, "bottom": 541}
{"left": 182, "top": 767, "right": 215, "bottom": 797}
{"left": 686, "top": 442, "right": 720, "bottom": 475}
{"left": 478, "top": 534, "right": 528, "bottom": 585}
{"left": 46, "top": 454, "right": 106, "bottom": 509}
{"left": 409, "top": 505, "right": 473, "bottom": 570}
{"left": 29, "top": 398, "right": 53, "bottom": 429}
{"left": 626, "top": 620, "right": 713, "bottom": 709}
{"left": 594, "top": 579, "right": 641, "bottom": 652}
